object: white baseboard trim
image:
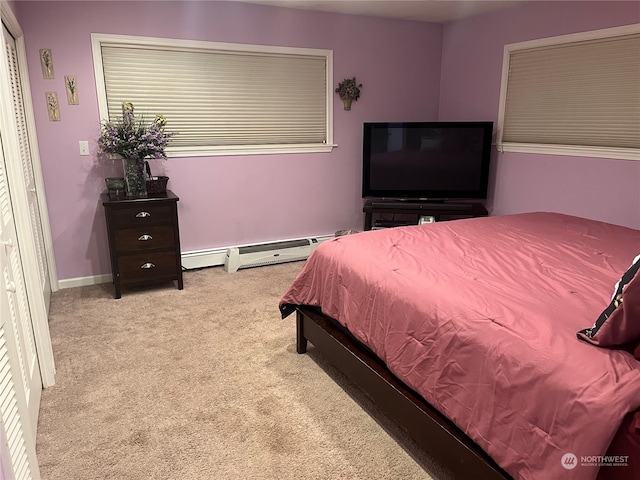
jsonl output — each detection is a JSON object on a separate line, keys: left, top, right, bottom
{"left": 59, "top": 273, "right": 112, "bottom": 289}
{"left": 58, "top": 234, "right": 336, "bottom": 289}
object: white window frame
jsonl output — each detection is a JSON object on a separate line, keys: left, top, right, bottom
{"left": 91, "top": 33, "right": 334, "bottom": 157}
{"left": 496, "top": 24, "right": 640, "bottom": 161}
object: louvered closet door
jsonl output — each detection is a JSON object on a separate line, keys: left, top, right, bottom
{"left": 2, "top": 24, "right": 50, "bottom": 309}
{"left": 0, "top": 313, "right": 37, "bottom": 480}
{"left": 0, "top": 122, "right": 41, "bottom": 445}
{"left": 0, "top": 144, "right": 39, "bottom": 478}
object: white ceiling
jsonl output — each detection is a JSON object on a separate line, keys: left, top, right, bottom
{"left": 237, "top": 0, "right": 528, "bottom": 23}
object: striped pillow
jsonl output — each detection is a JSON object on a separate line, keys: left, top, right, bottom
{"left": 578, "top": 254, "right": 640, "bottom": 347}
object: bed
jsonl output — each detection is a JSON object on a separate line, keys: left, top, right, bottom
{"left": 279, "top": 212, "right": 640, "bottom": 480}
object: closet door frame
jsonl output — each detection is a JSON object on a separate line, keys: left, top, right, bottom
{"left": 1, "top": 3, "right": 57, "bottom": 294}
{"left": 1, "top": 1, "right": 55, "bottom": 388}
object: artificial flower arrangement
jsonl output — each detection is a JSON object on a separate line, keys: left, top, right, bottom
{"left": 335, "top": 77, "right": 362, "bottom": 110}
{"left": 98, "top": 102, "right": 174, "bottom": 161}
{"left": 98, "top": 102, "right": 175, "bottom": 196}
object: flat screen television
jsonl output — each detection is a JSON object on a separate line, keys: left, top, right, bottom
{"left": 362, "top": 121, "right": 493, "bottom": 201}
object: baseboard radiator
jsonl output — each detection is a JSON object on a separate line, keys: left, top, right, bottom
{"left": 224, "top": 238, "right": 320, "bottom": 273}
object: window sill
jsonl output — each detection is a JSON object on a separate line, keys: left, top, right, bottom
{"left": 497, "top": 143, "right": 640, "bottom": 162}
{"left": 166, "top": 143, "right": 336, "bottom": 158}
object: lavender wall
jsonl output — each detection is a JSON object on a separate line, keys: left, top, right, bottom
{"left": 14, "top": 1, "right": 443, "bottom": 281}
{"left": 439, "top": 1, "right": 640, "bottom": 228}
{"left": 14, "top": 0, "right": 640, "bottom": 283}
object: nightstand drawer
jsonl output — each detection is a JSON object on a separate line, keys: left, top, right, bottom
{"left": 110, "top": 204, "right": 174, "bottom": 228}
{"left": 113, "top": 225, "right": 176, "bottom": 252}
{"left": 117, "top": 251, "right": 180, "bottom": 285}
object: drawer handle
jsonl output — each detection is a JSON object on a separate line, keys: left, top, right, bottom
{"left": 138, "top": 234, "right": 153, "bottom": 241}
{"left": 140, "top": 262, "right": 156, "bottom": 269}
{"left": 136, "top": 211, "right": 151, "bottom": 218}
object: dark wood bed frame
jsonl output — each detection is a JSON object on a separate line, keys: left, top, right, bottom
{"left": 295, "top": 305, "right": 513, "bottom": 480}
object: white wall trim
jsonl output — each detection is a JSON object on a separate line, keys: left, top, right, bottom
{"left": 59, "top": 234, "right": 336, "bottom": 288}
{"left": 1, "top": 2, "right": 59, "bottom": 292}
{"left": 58, "top": 273, "right": 113, "bottom": 290}
{"left": 1, "top": 1, "right": 56, "bottom": 390}
{"left": 497, "top": 143, "right": 640, "bottom": 161}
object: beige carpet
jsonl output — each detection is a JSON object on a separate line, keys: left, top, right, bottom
{"left": 37, "top": 262, "right": 452, "bottom": 479}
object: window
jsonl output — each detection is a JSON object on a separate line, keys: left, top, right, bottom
{"left": 497, "top": 25, "right": 640, "bottom": 161}
{"left": 91, "top": 34, "right": 334, "bottom": 157}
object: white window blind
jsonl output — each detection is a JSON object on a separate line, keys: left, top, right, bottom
{"left": 92, "top": 34, "right": 333, "bottom": 156}
{"left": 498, "top": 26, "right": 640, "bottom": 160}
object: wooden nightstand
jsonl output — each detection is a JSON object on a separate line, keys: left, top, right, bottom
{"left": 102, "top": 190, "right": 183, "bottom": 298}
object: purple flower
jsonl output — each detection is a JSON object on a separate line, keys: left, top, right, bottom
{"left": 97, "top": 102, "right": 175, "bottom": 160}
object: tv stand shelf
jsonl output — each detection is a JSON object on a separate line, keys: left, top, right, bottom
{"left": 363, "top": 200, "right": 488, "bottom": 230}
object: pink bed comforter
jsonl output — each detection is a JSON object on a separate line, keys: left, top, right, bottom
{"left": 280, "top": 212, "right": 640, "bottom": 480}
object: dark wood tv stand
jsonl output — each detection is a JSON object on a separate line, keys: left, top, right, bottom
{"left": 363, "top": 199, "right": 488, "bottom": 230}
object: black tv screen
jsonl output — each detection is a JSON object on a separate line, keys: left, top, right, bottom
{"left": 362, "top": 121, "right": 493, "bottom": 200}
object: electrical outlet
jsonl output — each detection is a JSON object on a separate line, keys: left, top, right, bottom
{"left": 79, "top": 140, "right": 90, "bottom": 156}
